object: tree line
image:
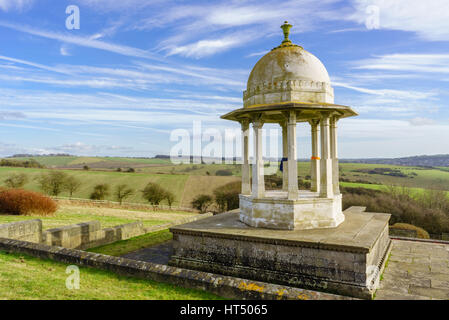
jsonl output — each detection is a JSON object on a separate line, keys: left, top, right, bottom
{"left": 2, "top": 171, "right": 175, "bottom": 208}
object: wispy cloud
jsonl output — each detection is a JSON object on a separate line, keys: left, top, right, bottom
{"left": 333, "top": 81, "right": 436, "bottom": 100}
{"left": 409, "top": 117, "right": 436, "bottom": 126}
{"left": 0, "top": 111, "right": 26, "bottom": 120}
{"left": 143, "top": 0, "right": 340, "bottom": 57}
{"left": 0, "top": 0, "right": 33, "bottom": 12}
{"left": 0, "top": 21, "right": 161, "bottom": 60}
{"left": 347, "top": 0, "right": 449, "bottom": 41}
{"left": 353, "top": 54, "right": 449, "bottom": 74}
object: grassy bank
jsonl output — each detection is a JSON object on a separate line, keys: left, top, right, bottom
{"left": 88, "top": 229, "right": 173, "bottom": 256}
{"left": 0, "top": 250, "right": 221, "bottom": 300}
{"left": 0, "top": 203, "right": 201, "bottom": 230}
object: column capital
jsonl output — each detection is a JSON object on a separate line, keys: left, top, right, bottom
{"left": 251, "top": 114, "right": 264, "bottom": 129}
{"left": 330, "top": 115, "right": 340, "bottom": 128}
{"left": 239, "top": 119, "right": 250, "bottom": 131}
{"left": 308, "top": 119, "right": 320, "bottom": 128}
{"left": 279, "top": 120, "right": 288, "bottom": 129}
{"left": 319, "top": 111, "right": 331, "bottom": 119}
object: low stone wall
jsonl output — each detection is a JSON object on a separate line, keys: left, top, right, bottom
{"left": 0, "top": 213, "right": 214, "bottom": 251}
{"left": 0, "top": 237, "right": 355, "bottom": 300}
{"left": 0, "top": 220, "right": 42, "bottom": 243}
{"left": 42, "top": 221, "right": 146, "bottom": 250}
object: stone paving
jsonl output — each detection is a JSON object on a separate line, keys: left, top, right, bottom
{"left": 122, "top": 240, "right": 173, "bottom": 265}
{"left": 375, "top": 239, "right": 449, "bottom": 300}
{"left": 122, "top": 238, "right": 449, "bottom": 300}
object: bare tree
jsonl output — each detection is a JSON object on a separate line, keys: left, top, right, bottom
{"left": 4, "top": 173, "right": 28, "bottom": 189}
{"left": 65, "top": 175, "right": 82, "bottom": 198}
{"left": 35, "top": 171, "right": 69, "bottom": 196}
{"left": 114, "top": 184, "right": 133, "bottom": 205}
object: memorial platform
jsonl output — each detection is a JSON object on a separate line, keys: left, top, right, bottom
{"left": 169, "top": 207, "right": 391, "bottom": 299}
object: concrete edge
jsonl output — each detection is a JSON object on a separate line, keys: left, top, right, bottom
{"left": 390, "top": 236, "right": 449, "bottom": 245}
{"left": 0, "top": 237, "right": 356, "bottom": 300}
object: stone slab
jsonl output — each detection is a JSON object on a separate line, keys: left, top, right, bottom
{"left": 170, "top": 209, "right": 390, "bottom": 253}
{"left": 375, "top": 239, "right": 449, "bottom": 300}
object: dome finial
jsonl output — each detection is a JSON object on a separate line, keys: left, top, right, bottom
{"left": 281, "top": 21, "right": 292, "bottom": 44}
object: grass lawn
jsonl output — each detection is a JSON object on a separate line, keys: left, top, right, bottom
{"left": 88, "top": 229, "right": 173, "bottom": 256}
{"left": 0, "top": 204, "right": 202, "bottom": 230}
{"left": 0, "top": 250, "right": 222, "bottom": 300}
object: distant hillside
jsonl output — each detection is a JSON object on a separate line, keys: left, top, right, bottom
{"left": 340, "top": 154, "right": 449, "bottom": 167}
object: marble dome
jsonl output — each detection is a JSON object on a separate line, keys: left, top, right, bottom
{"left": 243, "top": 22, "right": 334, "bottom": 108}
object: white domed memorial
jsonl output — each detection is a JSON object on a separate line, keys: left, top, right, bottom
{"left": 221, "top": 21, "right": 357, "bottom": 230}
{"left": 169, "top": 22, "right": 392, "bottom": 299}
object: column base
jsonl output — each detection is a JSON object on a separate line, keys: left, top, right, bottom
{"left": 239, "top": 192, "right": 344, "bottom": 230}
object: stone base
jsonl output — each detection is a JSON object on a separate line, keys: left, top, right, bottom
{"left": 169, "top": 208, "right": 391, "bottom": 299}
{"left": 240, "top": 191, "right": 344, "bottom": 230}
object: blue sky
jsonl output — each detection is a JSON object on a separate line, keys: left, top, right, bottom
{"left": 0, "top": 0, "right": 448, "bottom": 158}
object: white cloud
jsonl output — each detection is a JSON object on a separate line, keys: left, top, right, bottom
{"left": 146, "top": 0, "right": 340, "bottom": 57}
{"left": 348, "top": 0, "right": 449, "bottom": 41}
{"left": 0, "top": 21, "right": 161, "bottom": 60}
{"left": 408, "top": 117, "right": 436, "bottom": 126}
{"left": 333, "top": 81, "right": 436, "bottom": 100}
{"left": 59, "top": 46, "right": 71, "bottom": 56}
{"left": 353, "top": 53, "right": 449, "bottom": 74}
{"left": 0, "top": 0, "right": 33, "bottom": 12}
{"left": 0, "top": 55, "right": 71, "bottom": 74}
{"left": 166, "top": 35, "right": 245, "bottom": 58}
{"left": 0, "top": 111, "right": 26, "bottom": 120}
{"left": 245, "top": 50, "right": 270, "bottom": 58}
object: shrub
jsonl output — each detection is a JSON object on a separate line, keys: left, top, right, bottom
{"left": 341, "top": 186, "right": 449, "bottom": 235}
{"left": 90, "top": 184, "right": 110, "bottom": 200}
{"left": 265, "top": 175, "right": 282, "bottom": 189}
{"left": 191, "top": 194, "right": 213, "bottom": 213}
{"left": 215, "top": 169, "right": 232, "bottom": 176}
{"left": 0, "top": 189, "right": 57, "bottom": 216}
{"left": 390, "top": 223, "right": 430, "bottom": 239}
{"left": 4, "top": 173, "right": 28, "bottom": 189}
{"left": 0, "top": 159, "right": 44, "bottom": 168}
{"left": 214, "top": 181, "right": 241, "bottom": 212}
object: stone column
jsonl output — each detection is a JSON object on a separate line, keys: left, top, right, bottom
{"left": 310, "top": 119, "right": 320, "bottom": 193}
{"left": 287, "top": 111, "right": 299, "bottom": 200}
{"left": 281, "top": 121, "right": 288, "bottom": 191}
{"left": 320, "top": 112, "right": 333, "bottom": 198}
{"left": 252, "top": 119, "right": 265, "bottom": 198}
{"left": 241, "top": 120, "right": 251, "bottom": 195}
{"left": 330, "top": 116, "right": 340, "bottom": 195}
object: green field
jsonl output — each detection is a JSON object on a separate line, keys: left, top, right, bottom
{"left": 1, "top": 156, "right": 448, "bottom": 210}
{"left": 0, "top": 250, "right": 221, "bottom": 300}
{"left": 0, "top": 201, "right": 201, "bottom": 230}
{"left": 9, "top": 156, "right": 171, "bottom": 168}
